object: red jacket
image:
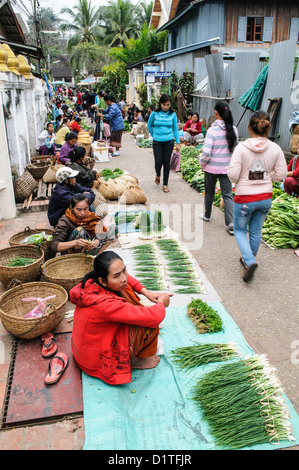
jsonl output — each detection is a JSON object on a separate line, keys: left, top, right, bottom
{"left": 183, "top": 120, "right": 202, "bottom": 136}
{"left": 287, "top": 155, "right": 299, "bottom": 178}
{"left": 70, "top": 275, "right": 165, "bottom": 385}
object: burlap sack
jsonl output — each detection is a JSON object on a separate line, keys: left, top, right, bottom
{"left": 14, "top": 170, "right": 38, "bottom": 200}
{"left": 42, "top": 164, "right": 64, "bottom": 183}
{"left": 93, "top": 191, "right": 108, "bottom": 217}
{"left": 119, "top": 183, "right": 147, "bottom": 204}
{"left": 293, "top": 125, "right": 299, "bottom": 135}
{"left": 290, "top": 134, "right": 299, "bottom": 154}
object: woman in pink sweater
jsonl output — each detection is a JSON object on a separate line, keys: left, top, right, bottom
{"left": 228, "top": 111, "right": 287, "bottom": 282}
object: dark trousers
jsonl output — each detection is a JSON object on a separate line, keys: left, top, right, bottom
{"left": 153, "top": 139, "right": 174, "bottom": 186}
{"left": 204, "top": 172, "right": 234, "bottom": 226}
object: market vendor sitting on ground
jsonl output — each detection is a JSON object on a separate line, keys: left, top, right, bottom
{"left": 183, "top": 113, "right": 204, "bottom": 145}
{"left": 37, "top": 122, "right": 55, "bottom": 155}
{"left": 58, "top": 132, "right": 78, "bottom": 164}
{"left": 51, "top": 194, "right": 114, "bottom": 256}
{"left": 69, "top": 116, "right": 82, "bottom": 134}
{"left": 55, "top": 117, "right": 71, "bottom": 148}
{"left": 66, "top": 146, "right": 98, "bottom": 189}
{"left": 70, "top": 251, "right": 173, "bottom": 385}
{"left": 47, "top": 167, "right": 95, "bottom": 227}
{"left": 284, "top": 143, "right": 299, "bottom": 197}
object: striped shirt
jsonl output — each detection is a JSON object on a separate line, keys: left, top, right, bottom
{"left": 199, "top": 120, "right": 238, "bottom": 174}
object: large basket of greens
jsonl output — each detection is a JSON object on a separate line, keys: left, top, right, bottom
{"left": 9, "top": 227, "right": 54, "bottom": 260}
{"left": 0, "top": 245, "right": 44, "bottom": 288}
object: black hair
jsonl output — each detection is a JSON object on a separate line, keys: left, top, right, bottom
{"left": 249, "top": 110, "right": 271, "bottom": 137}
{"left": 81, "top": 251, "right": 122, "bottom": 289}
{"left": 192, "top": 112, "right": 199, "bottom": 122}
{"left": 46, "top": 122, "right": 53, "bottom": 129}
{"left": 156, "top": 94, "right": 174, "bottom": 114}
{"left": 104, "top": 94, "right": 117, "bottom": 103}
{"left": 75, "top": 116, "right": 82, "bottom": 123}
{"left": 65, "top": 131, "right": 78, "bottom": 142}
{"left": 214, "top": 101, "right": 237, "bottom": 153}
{"left": 98, "top": 90, "right": 105, "bottom": 97}
{"left": 68, "top": 145, "right": 86, "bottom": 163}
{"left": 70, "top": 193, "right": 89, "bottom": 208}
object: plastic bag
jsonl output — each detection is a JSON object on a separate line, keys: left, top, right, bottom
{"left": 22, "top": 295, "right": 56, "bottom": 318}
{"left": 21, "top": 231, "right": 53, "bottom": 245}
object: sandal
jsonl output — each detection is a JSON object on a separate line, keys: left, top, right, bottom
{"left": 41, "top": 332, "right": 57, "bottom": 358}
{"left": 155, "top": 176, "right": 160, "bottom": 185}
{"left": 163, "top": 186, "right": 170, "bottom": 193}
{"left": 44, "top": 353, "right": 69, "bottom": 385}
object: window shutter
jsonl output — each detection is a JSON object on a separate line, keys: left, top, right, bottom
{"left": 290, "top": 18, "right": 299, "bottom": 43}
{"left": 262, "top": 17, "right": 273, "bottom": 42}
{"left": 237, "top": 17, "right": 247, "bottom": 42}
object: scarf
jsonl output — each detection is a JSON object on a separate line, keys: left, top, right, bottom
{"left": 65, "top": 207, "right": 101, "bottom": 237}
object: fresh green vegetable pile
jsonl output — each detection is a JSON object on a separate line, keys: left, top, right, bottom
{"left": 171, "top": 342, "right": 239, "bottom": 371}
{"left": 192, "top": 354, "right": 295, "bottom": 449}
{"left": 180, "top": 157, "right": 201, "bottom": 183}
{"left": 190, "top": 169, "right": 205, "bottom": 193}
{"left": 179, "top": 146, "right": 201, "bottom": 160}
{"left": 137, "top": 139, "right": 153, "bottom": 148}
{"left": 124, "top": 120, "right": 131, "bottom": 132}
{"left": 5, "top": 257, "right": 35, "bottom": 267}
{"left": 262, "top": 193, "right": 299, "bottom": 249}
{"left": 22, "top": 232, "right": 53, "bottom": 245}
{"left": 156, "top": 239, "right": 202, "bottom": 294}
{"left": 186, "top": 298, "right": 223, "bottom": 334}
{"left": 100, "top": 168, "right": 123, "bottom": 180}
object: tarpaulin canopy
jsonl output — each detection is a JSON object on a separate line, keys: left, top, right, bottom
{"left": 52, "top": 80, "right": 67, "bottom": 85}
{"left": 76, "top": 78, "right": 96, "bottom": 86}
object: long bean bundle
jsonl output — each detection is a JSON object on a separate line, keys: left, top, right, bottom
{"left": 171, "top": 342, "right": 239, "bottom": 371}
{"left": 192, "top": 354, "right": 295, "bottom": 449}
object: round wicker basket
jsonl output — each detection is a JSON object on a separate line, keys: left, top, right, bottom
{"left": 0, "top": 245, "right": 44, "bottom": 288}
{"left": 42, "top": 253, "right": 94, "bottom": 292}
{"left": 26, "top": 162, "right": 51, "bottom": 180}
{"left": 9, "top": 227, "right": 54, "bottom": 261}
{"left": 0, "top": 281, "right": 68, "bottom": 339}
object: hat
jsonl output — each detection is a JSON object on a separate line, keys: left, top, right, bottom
{"left": 56, "top": 167, "right": 79, "bottom": 184}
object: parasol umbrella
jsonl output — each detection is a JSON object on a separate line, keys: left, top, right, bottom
{"left": 52, "top": 80, "right": 67, "bottom": 85}
{"left": 236, "top": 65, "right": 269, "bottom": 126}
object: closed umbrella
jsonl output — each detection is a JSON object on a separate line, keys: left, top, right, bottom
{"left": 237, "top": 65, "right": 268, "bottom": 126}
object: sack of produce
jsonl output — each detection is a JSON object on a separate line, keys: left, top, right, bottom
{"left": 98, "top": 178, "right": 123, "bottom": 200}
{"left": 42, "top": 164, "right": 64, "bottom": 183}
{"left": 119, "top": 183, "right": 147, "bottom": 204}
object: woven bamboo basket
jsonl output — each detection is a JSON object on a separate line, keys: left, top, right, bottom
{"left": 27, "top": 162, "right": 52, "bottom": 180}
{"left": 0, "top": 245, "right": 44, "bottom": 288}
{"left": 41, "top": 253, "right": 94, "bottom": 292}
{"left": 0, "top": 281, "right": 68, "bottom": 339}
{"left": 9, "top": 227, "right": 54, "bottom": 261}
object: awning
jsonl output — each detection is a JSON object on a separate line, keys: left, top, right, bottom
{"left": 154, "top": 37, "right": 220, "bottom": 60}
{"left": 76, "top": 78, "right": 96, "bottom": 85}
{"left": 0, "top": 38, "right": 44, "bottom": 60}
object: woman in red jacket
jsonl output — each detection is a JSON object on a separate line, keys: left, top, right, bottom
{"left": 70, "top": 251, "right": 173, "bottom": 385}
{"left": 183, "top": 112, "right": 203, "bottom": 145}
{"left": 284, "top": 143, "right": 299, "bottom": 197}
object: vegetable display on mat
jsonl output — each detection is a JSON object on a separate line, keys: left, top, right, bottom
{"left": 192, "top": 354, "right": 295, "bottom": 449}
{"left": 100, "top": 168, "right": 123, "bottom": 180}
{"left": 5, "top": 257, "right": 36, "bottom": 267}
{"left": 262, "top": 193, "right": 299, "bottom": 249}
{"left": 171, "top": 342, "right": 239, "bottom": 370}
{"left": 187, "top": 298, "right": 223, "bottom": 333}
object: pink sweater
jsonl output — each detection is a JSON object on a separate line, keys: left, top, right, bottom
{"left": 227, "top": 138, "right": 287, "bottom": 195}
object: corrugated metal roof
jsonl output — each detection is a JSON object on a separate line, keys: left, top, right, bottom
{"left": 154, "top": 37, "right": 220, "bottom": 60}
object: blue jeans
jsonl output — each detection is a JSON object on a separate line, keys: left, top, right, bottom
{"left": 233, "top": 198, "right": 272, "bottom": 267}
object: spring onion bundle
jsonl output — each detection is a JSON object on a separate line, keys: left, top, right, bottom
{"left": 187, "top": 298, "right": 223, "bottom": 333}
{"left": 192, "top": 354, "right": 295, "bottom": 449}
{"left": 174, "top": 286, "right": 202, "bottom": 294}
{"left": 171, "top": 342, "right": 239, "bottom": 371}
{"left": 262, "top": 193, "right": 299, "bottom": 249}
{"left": 153, "top": 211, "right": 164, "bottom": 235}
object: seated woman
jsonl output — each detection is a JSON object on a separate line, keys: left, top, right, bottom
{"left": 69, "top": 116, "right": 82, "bottom": 134}
{"left": 66, "top": 146, "right": 97, "bottom": 189}
{"left": 183, "top": 113, "right": 204, "bottom": 145}
{"left": 70, "top": 251, "right": 173, "bottom": 384}
{"left": 58, "top": 132, "right": 78, "bottom": 164}
{"left": 54, "top": 117, "right": 71, "bottom": 148}
{"left": 51, "top": 194, "right": 115, "bottom": 256}
{"left": 284, "top": 143, "right": 299, "bottom": 197}
{"left": 47, "top": 166, "right": 95, "bottom": 227}
{"left": 37, "top": 122, "right": 55, "bottom": 155}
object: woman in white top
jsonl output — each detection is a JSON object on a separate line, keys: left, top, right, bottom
{"left": 37, "top": 122, "right": 55, "bottom": 155}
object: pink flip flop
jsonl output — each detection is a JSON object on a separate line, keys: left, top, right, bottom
{"left": 41, "top": 332, "right": 57, "bottom": 358}
{"left": 44, "top": 353, "right": 69, "bottom": 385}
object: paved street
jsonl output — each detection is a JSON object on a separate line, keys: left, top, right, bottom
{"left": 0, "top": 131, "right": 298, "bottom": 449}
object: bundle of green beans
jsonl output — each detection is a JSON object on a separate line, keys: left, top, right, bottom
{"left": 192, "top": 354, "right": 295, "bottom": 449}
{"left": 171, "top": 342, "right": 239, "bottom": 371}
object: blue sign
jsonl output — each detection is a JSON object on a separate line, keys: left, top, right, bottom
{"left": 147, "top": 71, "right": 172, "bottom": 78}
{"left": 144, "top": 66, "right": 160, "bottom": 76}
